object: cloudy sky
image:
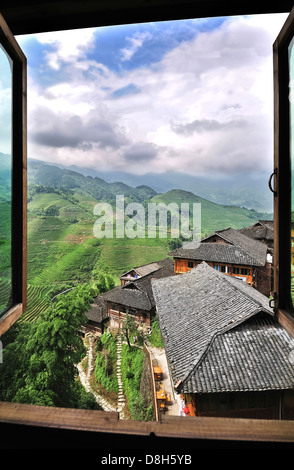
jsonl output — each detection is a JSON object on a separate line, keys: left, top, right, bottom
{"left": 16, "top": 13, "right": 288, "bottom": 182}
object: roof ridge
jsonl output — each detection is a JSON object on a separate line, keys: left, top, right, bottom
{"left": 214, "top": 227, "right": 267, "bottom": 265}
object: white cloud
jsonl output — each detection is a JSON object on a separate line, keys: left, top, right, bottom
{"left": 23, "top": 13, "right": 289, "bottom": 178}
{"left": 34, "top": 28, "right": 96, "bottom": 70}
{"left": 120, "top": 31, "right": 152, "bottom": 61}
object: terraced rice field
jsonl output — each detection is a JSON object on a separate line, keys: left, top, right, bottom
{"left": 19, "top": 285, "right": 52, "bottom": 322}
{"left": 0, "top": 279, "right": 12, "bottom": 314}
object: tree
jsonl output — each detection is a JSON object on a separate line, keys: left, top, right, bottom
{"left": 0, "top": 283, "right": 100, "bottom": 409}
{"left": 44, "top": 204, "right": 59, "bottom": 216}
{"left": 123, "top": 313, "right": 138, "bottom": 349}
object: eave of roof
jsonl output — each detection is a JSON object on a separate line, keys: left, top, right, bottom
{"left": 182, "top": 315, "right": 294, "bottom": 394}
{"left": 170, "top": 242, "right": 265, "bottom": 266}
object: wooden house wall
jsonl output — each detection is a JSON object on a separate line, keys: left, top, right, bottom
{"left": 185, "top": 390, "right": 294, "bottom": 420}
{"left": 108, "top": 304, "right": 150, "bottom": 329}
{"left": 174, "top": 258, "right": 254, "bottom": 285}
{"left": 255, "top": 263, "right": 272, "bottom": 297}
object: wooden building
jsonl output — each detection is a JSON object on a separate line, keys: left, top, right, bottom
{"left": 86, "top": 258, "right": 174, "bottom": 331}
{"left": 170, "top": 227, "right": 272, "bottom": 296}
{"left": 119, "top": 261, "right": 166, "bottom": 286}
{"left": 83, "top": 296, "right": 108, "bottom": 337}
{"left": 237, "top": 220, "right": 274, "bottom": 249}
{"left": 152, "top": 262, "right": 294, "bottom": 420}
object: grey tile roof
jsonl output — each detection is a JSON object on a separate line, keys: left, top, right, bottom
{"left": 170, "top": 227, "right": 268, "bottom": 266}
{"left": 102, "top": 284, "right": 152, "bottom": 311}
{"left": 238, "top": 220, "right": 274, "bottom": 243}
{"left": 151, "top": 262, "right": 293, "bottom": 394}
{"left": 97, "top": 257, "right": 174, "bottom": 313}
{"left": 120, "top": 261, "right": 162, "bottom": 279}
{"left": 208, "top": 227, "right": 268, "bottom": 264}
{"left": 85, "top": 295, "right": 108, "bottom": 323}
{"left": 183, "top": 314, "right": 294, "bottom": 393}
{"left": 171, "top": 242, "right": 265, "bottom": 266}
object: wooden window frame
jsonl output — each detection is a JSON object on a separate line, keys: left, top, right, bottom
{"left": 273, "top": 8, "right": 294, "bottom": 337}
{"left": 0, "top": 13, "right": 27, "bottom": 336}
{"left": 2, "top": 2, "right": 294, "bottom": 449}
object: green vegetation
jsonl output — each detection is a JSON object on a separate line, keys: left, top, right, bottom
{"left": 0, "top": 284, "right": 101, "bottom": 409}
{"left": 149, "top": 318, "right": 164, "bottom": 348}
{"left": 121, "top": 344, "right": 153, "bottom": 421}
{"left": 150, "top": 189, "right": 272, "bottom": 238}
{"left": 94, "top": 331, "right": 118, "bottom": 394}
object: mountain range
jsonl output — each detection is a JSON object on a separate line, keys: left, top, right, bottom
{"left": 45, "top": 160, "right": 273, "bottom": 213}
{"left": 28, "top": 158, "right": 273, "bottom": 214}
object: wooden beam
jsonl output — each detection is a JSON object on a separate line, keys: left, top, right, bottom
{"left": 1, "top": 401, "right": 294, "bottom": 443}
{"left": 0, "top": 304, "right": 23, "bottom": 337}
{"left": 0, "top": 0, "right": 293, "bottom": 35}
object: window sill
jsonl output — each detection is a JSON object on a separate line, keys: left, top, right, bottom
{"left": 0, "top": 303, "right": 23, "bottom": 336}
{"left": 1, "top": 401, "right": 294, "bottom": 444}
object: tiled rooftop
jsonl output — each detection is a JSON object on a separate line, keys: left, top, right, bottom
{"left": 151, "top": 262, "right": 294, "bottom": 394}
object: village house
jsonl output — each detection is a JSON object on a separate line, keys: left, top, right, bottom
{"left": 169, "top": 227, "right": 272, "bottom": 296}
{"left": 237, "top": 220, "right": 274, "bottom": 250}
{"left": 119, "top": 261, "right": 167, "bottom": 286}
{"left": 84, "top": 258, "right": 174, "bottom": 334}
{"left": 151, "top": 262, "right": 294, "bottom": 420}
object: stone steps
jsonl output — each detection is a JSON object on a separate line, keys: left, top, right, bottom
{"left": 77, "top": 331, "right": 128, "bottom": 418}
{"left": 116, "top": 333, "right": 126, "bottom": 418}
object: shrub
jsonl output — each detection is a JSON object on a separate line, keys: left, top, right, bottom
{"left": 94, "top": 332, "right": 118, "bottom": 393}
{"left": 149, "top": 318, "right": 164, "bottom": 348}
{"left": 121, "top": 344, "right": 153, "bottom": 420}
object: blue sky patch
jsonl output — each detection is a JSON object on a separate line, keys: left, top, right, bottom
{"left": 111, "top": 83, "right": 141, "bottom": 99}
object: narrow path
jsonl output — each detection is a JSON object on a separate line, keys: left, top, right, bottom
{"left": 147, "top": 344, "right": 180, "bottom": 416}
{"left": 116, "top": 333, "right": 126, "bottom": 419}
{"left": 77, "top": 333, "right": 117, "bottom": 413}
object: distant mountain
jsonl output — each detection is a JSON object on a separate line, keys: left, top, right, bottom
{"left": 28, "top": 159, "right": 157, "bottom": 204}
{"left": 150, "top": 189, "right": 271, "bottom": 236}
{"left": 33, "top": 159, "right": 273, "bottom": 212}
{"left": 27, "top": 159, "right": 272, "bottom": 237}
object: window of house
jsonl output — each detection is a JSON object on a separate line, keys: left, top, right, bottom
{"left": 274, "top": 7, "right": 294, "bottom": 334}
{"left": 187, "top": 261, "right": 194, "bottom": 268}
{"left": 214, "top": 265, "right": 220, "bottom": 271}
{"left": 221, "top": 265, "right": 226, "bottom": 273}
{"left": 0, "top": 13, "right": 26, "bottom": 336}
{"left": 241, "top": 268, "right": 248, "bottom": 275}
{"left": 233, "top": 267, "right": 240, "bottom": 274}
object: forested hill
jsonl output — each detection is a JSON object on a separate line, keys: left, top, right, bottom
{"left": 28, "top": 158, "right": 272, "bottom": 228}
{"left": 28, "top": 159, "right": 157, "bottom": 204}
